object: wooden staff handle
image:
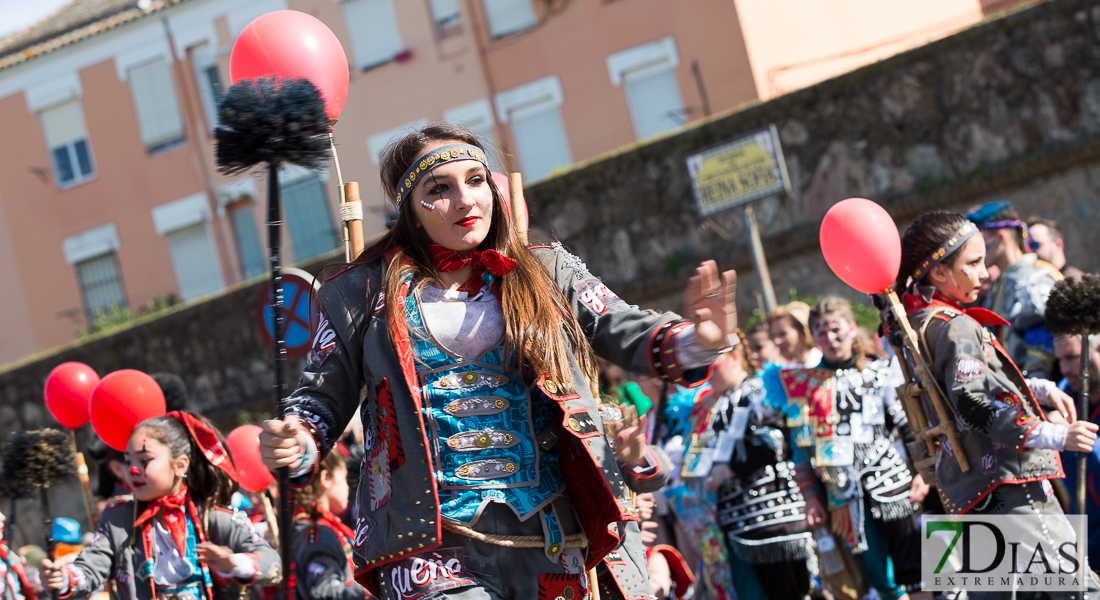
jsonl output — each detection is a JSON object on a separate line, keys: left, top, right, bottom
{"left": 261, "top": 490, "right": 280, "bottom": 550}
{"left": 508, "top": 173, "right": 527, "bottom": 245}
{"left": 343, "top": 182, "right": 365, "bottom": 259}
{"left": 884, "top": 289, "right": 970, "bottom": 472}
{"left": 68, "top": 430, "right": 97, "bottom": 530}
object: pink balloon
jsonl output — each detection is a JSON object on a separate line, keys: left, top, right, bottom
{"left": 230, "top": 10, "right": 350, "bottom": 121}
{"left": 44, "top": 362, "right": 99, "bottom": 429}
{"left": 89, "top": 370, "right": 167, "bottom": 451}
{"left": 820, "top": 198, "right": 901, "bottom": 294}
{"left": 226, "top": 425, "right": 275, "bottom": 493}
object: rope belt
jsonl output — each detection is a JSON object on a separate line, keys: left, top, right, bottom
{"left": 441, "top": 520, "right": 588, "bottom": 548}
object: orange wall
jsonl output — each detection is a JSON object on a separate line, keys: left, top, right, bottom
{"left": 472, "top": 0, "right": 759, "bottom": 165}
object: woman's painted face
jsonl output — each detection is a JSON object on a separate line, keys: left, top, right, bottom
{"left": 812, "top": 314, "right": 857, "bottom": 363}
{"left": 125, "top": 428, "right": 187, "bottom": 502}
{"left": 934, "top": 235, "right": 989, "bottom": 304}
{"left": 410, "top": 141, "right": 493, "bottom": 253}
{"left": 770, "top": 316, "right": 803, "bottom": 361}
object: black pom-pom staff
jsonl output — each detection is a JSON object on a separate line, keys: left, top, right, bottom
{"left": 215, "top": 76, "right": 332, "bottom": 600}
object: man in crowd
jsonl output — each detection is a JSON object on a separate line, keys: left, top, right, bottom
{"left": 1028, "top": 216, "right": 1084, "bottom": 280}
{"left": 967, "top": 201, "right": 1064, "bottom": 378}
{"left": 1055, "top": 333, "right": 1100, "bottom": 572}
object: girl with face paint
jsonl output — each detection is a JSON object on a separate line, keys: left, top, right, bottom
{"left": 40, "top": 413, "right": 280, "bottom": 600}
{"left": 895, "top": 212, "right": 1098, "bottom": 597}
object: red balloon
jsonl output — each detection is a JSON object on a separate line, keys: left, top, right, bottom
{"left": 230, "top": 10, "right": 350, "bottom": 121}
{"left": 226, "top": 425, "right": 275, "bottom": 493}
{"left": 89, "top": 370, "right": 167, "bottom": 451}
{"left": 820, "top": 198, "right": 902, "bottom": 294}
{"left": 44, "top": 362, "right": 99, "bottom": 429}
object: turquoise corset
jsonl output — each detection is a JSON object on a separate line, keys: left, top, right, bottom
{"left": 406, "top": 291, "right": 564, "bottom": 524}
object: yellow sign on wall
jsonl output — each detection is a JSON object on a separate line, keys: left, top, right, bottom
{"left": 686, "top": 125, "right": 790, "bottom": 216}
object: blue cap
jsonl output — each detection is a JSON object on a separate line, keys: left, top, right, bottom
{"left": 231, "top": 491, "right": 253, "bottom": 511}
{"left": 52, "top": 518, "right": 81, "bottom": 544}
{"left": 965, "top": 201, "right": 1015, "bottom": 226}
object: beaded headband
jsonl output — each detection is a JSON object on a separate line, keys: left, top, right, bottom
{"left": 975, "top": 219, "right": 1032, "bottom": 253}
{"left": 395, "top": 143, "right": 489, "bottom": 205}
{"left": 911, "top": 222, "right": 978, "bottom": 284}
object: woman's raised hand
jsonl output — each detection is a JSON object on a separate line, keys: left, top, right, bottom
{"left": 259, "top": 415, "right": 311, "bottom": 471}
{"left": 683, "top": 261, "right": 737, "bottom": 350}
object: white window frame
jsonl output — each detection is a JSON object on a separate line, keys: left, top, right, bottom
{"left": 128, "top": 57, "right": 187, "bottom": 153}
{"left": 152, "top": 193, "right": 225, "bottom": 301}
{"left": 39, "top": 99, "right": 96, "bottom": 189}
{"left": 63, "top": 223, "right": 120, "bottom": 265}
{"left": 606, "top": 36, "right": 684, "bottom": 140}
{"left": 428, "top": 0, "right": 463, "bottom": 35}
{"left": 341, "top": 0, "right": 405, "bottom": 71}
{"left": 495, "top": 76, "right": 572, "bottom": 181}
{"left": 190, "top": 43, "right": 223, "bottom": 132}
{"left": 482, "top": 0, "right": 538, "bottom": 38}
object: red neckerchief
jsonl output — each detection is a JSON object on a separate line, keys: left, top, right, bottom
{"left": 903, "top": 291, "right": 1010, "bottom": 327}
{"left": 135, "top": 487, "right": 215, "bottom": 600}
{"left": 0, "top": 544, "right": 33, "bottom": 597}
{"left": 430, "top": 244, "right": 517, "bottom": 277}
{"left": 134, "top": 485, "right": 190, "bottom": 557}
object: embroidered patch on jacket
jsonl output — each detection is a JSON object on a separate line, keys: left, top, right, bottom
{"left": 353, "top": 514, "right": 375, "bottom": 557}
{"left": 385, "top": 548, "right": 476, "bottom": 600}
{"left": 538, "top": 573, "right": 588, "bottom": 600}
{"left": 367, "top": 439, "right": 392, "bottom": 511}
{"left": 573, "top": 278, "right": 625, "bottom": 316}
{"left": 982, "top": 452, "right": 996, "bottom": 474}
{"left": 560, "top": 548, "right": 585, "bottom": 574}
{"left": 375, "top": 378, "right": 404, "bottom": 470}
{"left": 954, "top": 357, "right": 984, "bottom": 382}
{"left": 308, "top": 561, "right": 328, "bottom": 579}
{"left": 308, "top": 309, "right": 338, "bottom": 368}
{"left": 995, "top": 390, "right": 1023, "bottom": 410}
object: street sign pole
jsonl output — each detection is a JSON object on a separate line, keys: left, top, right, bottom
{"left": 744, "top": 203, "right": 777, "bottom": 314}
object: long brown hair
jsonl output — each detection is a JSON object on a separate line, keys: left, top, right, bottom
{"left": 355, "top": 122, "right": 596, "bottom": 386}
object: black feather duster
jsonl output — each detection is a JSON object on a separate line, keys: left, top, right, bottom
{"left": 215, "top": 77, "right": 331, "bottom": 175}
{"left": 0, "top": 429, "right": 76, "bottom": 499}
{"left": 1045, "top": 274, "right": 1100, "bottom": 335}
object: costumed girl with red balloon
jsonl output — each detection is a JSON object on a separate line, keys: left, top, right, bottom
{"left": 40, "top": 412, "right": 280, "bottom": 600}
{"left": 257, "top": 121, "right": 739, "bottom": 599}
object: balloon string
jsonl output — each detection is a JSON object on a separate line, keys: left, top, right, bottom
{"left": 329, "top": 129, "right": 350, "bottom": 262}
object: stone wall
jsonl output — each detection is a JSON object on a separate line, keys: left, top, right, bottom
{"left": 524, "top": 0, "right": 1100, "bottom": 315}
{"left": 4, "top": 0, "right": 1100, "bottom": 547}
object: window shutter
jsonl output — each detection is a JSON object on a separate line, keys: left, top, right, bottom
{"left": 76, "top": 253, "right": 127, "bottom": 320}
{"left": 129, "top": 59, "right": 185, "bottom": 150}
{"left": 511, "top": 107, "right": 571, "bottom": 181}
{"left": 429, "top": 0, "right": 462, "bottom": 29}
{"left": 482, "top": 0, "right": 537, "bottom": 37}
{"left": 230, "top": 204, "right": 266, "bottom": 279}
{"left": 40, "top": 101, "right": 88, "bottom": 149}
{"left": 282, "top": 175, "right": 337, "bottom": 261}
{"left": 343, "top": 0, "right": 404, "bottom": 69}
{"left": 624, "top": 68, "right": 685, "bottom": 140}
{"left": 166, "top": 222, "right": 224, "bottom": 301}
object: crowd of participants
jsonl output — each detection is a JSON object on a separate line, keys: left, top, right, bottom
{"left": 0, "top": 123, "right": 1094, "bottom": 600}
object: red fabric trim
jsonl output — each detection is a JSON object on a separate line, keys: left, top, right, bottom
{"left": 1018, "top": 420, "right": 1043, "bottom": 453}
{"left": 957, "top": 470, "right": 1067, "bottom": 514}
{"left": 645, "top": 545, "right": 694, "bottom": 600}
{"left": 536, "top": 374, "right": 581, "bottom": 401}
{"left": 645, "top": 318, "right": 679, "bottom": 377}
{"left": 630, "top": 447, "right": 662, "bottom": 483}
{"left": 903, "top": 293, "right": 1010, "bottom": 327}
{"left": 561, "top": 433, "right": 633, "bottom": 569}
{"left": 59, "top": 566, "right": 79, "bottom": 599}
{"left": 167, "top": 411, "right": 238, "bottom": 480}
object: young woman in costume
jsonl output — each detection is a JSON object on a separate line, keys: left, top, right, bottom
{"left": 40, "top": 413, "right": 280, "bottom": 600}
{"left": 763, "top": 296, "right": 927, "bottom": 600}
{"left": 293, "top": 446, "right": 367, "bottom": 600}
{"left": 768, "top": 302, "right": 822, "bottom": 368}
{"left": 895, "top": 212, "right": 1098, "bottom": 599}
{"left": 705, "top": 334, "right": 813, "bottom": 600}
{"left": 258, "top": 123, "right": 737, "bottom": 600}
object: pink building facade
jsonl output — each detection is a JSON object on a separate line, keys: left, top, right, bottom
{"left": 0, "top": 0, "right": 1026, "bottom": 365}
